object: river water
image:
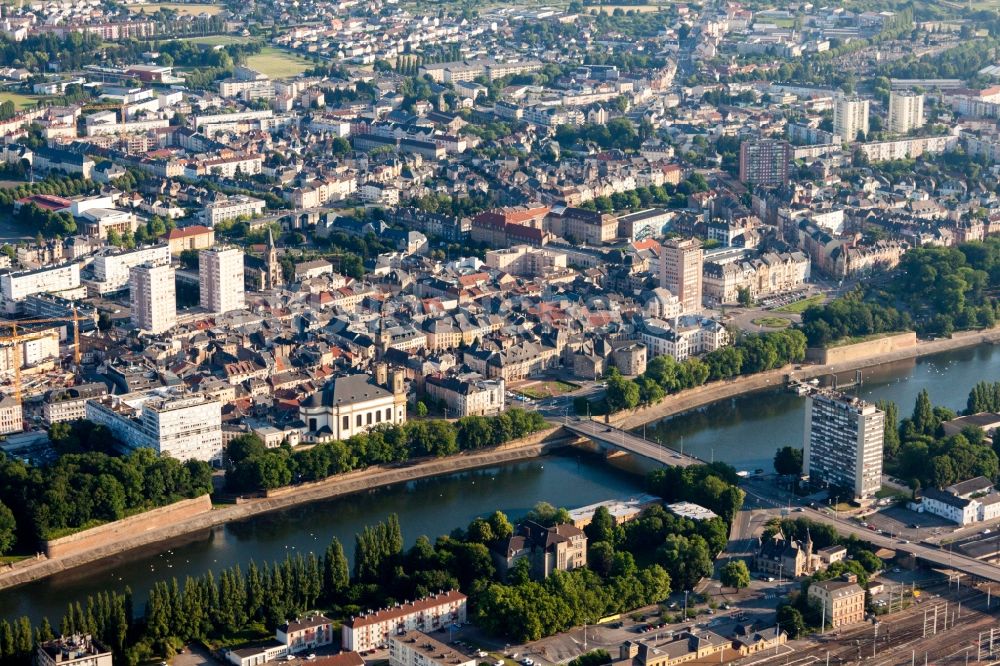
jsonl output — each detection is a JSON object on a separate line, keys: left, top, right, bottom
{"left": 3, "top": 343, "right": 1000, "bottom": 623}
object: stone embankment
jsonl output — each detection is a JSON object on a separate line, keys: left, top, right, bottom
{"left": 0, "top": 427, "right": 577, "bottom": 592}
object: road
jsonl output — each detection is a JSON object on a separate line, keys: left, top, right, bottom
{"left": 741, "top": 479, "right": 1000, "bottom": 585}
{"left": 562, "top": 418, "right": 703, "bottom": 468}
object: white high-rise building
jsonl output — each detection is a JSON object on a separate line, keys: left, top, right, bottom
{"left": 888, "top": 91, "right": 925, "bottom": 135}
{"left": 92, "top": 244, "right": 171, "bottom": 295}
{"left": 86, "top": 389, "right": 223, "bottom": 462}
{"left": 199, "top": 246, "right": 245, "bottom": 314}
{"left": 803, "top": 390, "right": 884, "bottom": 500}
{"left": 834, "top": 96, "right": 870, "bottom": 142}
{"left": 130, "top": 262, "right": 176, "bottom": 334}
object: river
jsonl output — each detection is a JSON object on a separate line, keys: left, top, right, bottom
{"left": 3, "top": 343, "right": 1000, "bottom": 623}
{"left": 0, "top": 451, "right": 646, "bottom": 623}
{"left": 643, "top": 343, "right": 1000, "bottom": 472}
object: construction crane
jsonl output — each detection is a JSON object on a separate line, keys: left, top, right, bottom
{"left": 0, "top": 308, "right": 88, "bottom": 404}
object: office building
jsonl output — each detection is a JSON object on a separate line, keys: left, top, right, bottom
{"left": 888, "top": 91, "right": 925, "bottom": 135}
{"left": 833, "top": 96, "right": 870, "bottom": 142}
{"left": 85, "top": 389, "right": 223, "bottom": 462}
{"left": 660, "top": 238, "right": 703, "bottom": 314}
{"left": 199, "top": 246, "right": 245, "bottom": 314}
{"left": 341, "top": 590, "right": 467, "bottom": 653}
{"left": 803, "top": 390, "right": 884, "bottom": 500}
{"left": 389, "top": 632, "right": 476, "bottom": 666}
{"left": 130, "top": 262, "right": 176, "bottom": 334}
{"left": 739, "top": 139, "right": 792, "bottom": 186}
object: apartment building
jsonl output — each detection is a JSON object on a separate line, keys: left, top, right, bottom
{"left": 553, "top": 207, "right": 618, "bottom": 244}
{"left": 660, "top": 238, "right": 704, "bottom": 314}
{"left": 85, "top": 389, "right": 224, "bottom": 462}
{"left": 739, "top": 139, "right": 792, "bottom": 186}
{"left": 341, "top": 591, "right": 468, "bottom": 652}
{"left": 888, "top": 91, "right": 925, "bottom": 134}
{"left": 90, "top": 244, "right": 171, "bottom": 295}
{"left": 807, "top": 577, "right": 866, "bottom": 628}
{"left": 42, "top": 383, "right": 109, "bottom": 426}
{"left": 803, "top": 390, "right": 884, "bottom": 500}
{"left": 200, "top": 195, "right": 267, "bottom": 227}
{"left": 484, "top": 245, "right": 567, "bottom": 277}
{"left": 0, "top": 394, "right": 22, "bottom": 434}
{"left": 199, "top": 246, "right": 246, "bottom": 314}
{"left": 389, "top": 632, "right": 476, "bottom": 666}
{"left": 276, "top": 615, "right": 334, "bottom": 654}
{"left": 1, "top": 263, "right": 83, "bottom": 312}
{"left": 130, "top": 262, "right": 177, "bottom": 334}
{"left": 425, "top": 375, "right": 505, "bottom": 417}
{"left": 833, "top": 96, "right": 869, "bottom": 141}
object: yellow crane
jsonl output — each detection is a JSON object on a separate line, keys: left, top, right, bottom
{"left": 0, "top": 308, "right": 86, "bottom": 404}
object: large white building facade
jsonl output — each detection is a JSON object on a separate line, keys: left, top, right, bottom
{"left": 299, "top": 372, "right": 407, "bottom": 442}
{"left": 803, "top": 390, "right": 884, "bottom": 500}
{"left": 200, "top": 246, "right": 246, "bottom": 314}
{"left": 888, "top": 91, "right": 925, "bottom": 135}
{"left": 834, "top": 96, "right": 870, "bottom": 142}
{"left": 91, "top": 244, "right": 171, "bottom": 295}
{"left": 130, "top": 262, "right": 177, "bottom": 334}
{"left": 86, "top": 389, "right": 223, "bottom": 462}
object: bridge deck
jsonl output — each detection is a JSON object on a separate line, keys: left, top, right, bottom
{"left": 564, "top": 419, "right": 703, "bottom": 467}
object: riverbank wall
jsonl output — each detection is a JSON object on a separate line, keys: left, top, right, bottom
{"left": 610, "top": 326, "right": 1000, "bottom": 431}
{"left": 0, "top": 426, "right": 577, "bottom": 592}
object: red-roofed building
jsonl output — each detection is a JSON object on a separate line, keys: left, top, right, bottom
{"left": 342, "top": 591, "right": 467, "bottom": 653}
{"left": 15, "top": 193, "right": 71, "bottom": 212}
{"left": 168, "top": 225, "right": 215, "bottom": 255}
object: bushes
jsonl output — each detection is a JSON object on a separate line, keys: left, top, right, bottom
{"left": 225, "top": 410, "right": 549, "bottom": 493}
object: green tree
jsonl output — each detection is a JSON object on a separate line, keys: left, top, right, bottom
{"left": 0, "top": 501, "right": 15, "bottom": 555}
{"left": 720, "top": 560, "right": 750, "bottom": 591}
{"left": 323, "top": 537, "right": 349, "bottom": 598}
{"left": 877, "top": 400, "right": 900, "bottom": 459}
{"left": 773, "top": 446, "right": 803, "bottom": 475}
{"left": 777, "top": 605, "right": 805, "bottom": 638}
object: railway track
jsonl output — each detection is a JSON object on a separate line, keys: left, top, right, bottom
{"left": 748, "top": 582, "right": 1000, "bottom": 665}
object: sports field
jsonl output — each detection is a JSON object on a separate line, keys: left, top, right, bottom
{"left": 129, "top": 2, "right": 225, "bottom": 15}
{"left": 245, "top": 47, "right": 312, "bottom": 78}
{"left": 0, "top": 92, "right": 43, "bottom": 109}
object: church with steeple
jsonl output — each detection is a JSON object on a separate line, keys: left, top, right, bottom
{"left": 753, "top": 528, "right": 848, "bottom": 578}
{"left": 244, "top": 227, "right": 283, "bottom": 290}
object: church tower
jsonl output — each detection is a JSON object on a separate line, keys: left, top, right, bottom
{"left": 265, "top": 227, "right": 282, "bottom": 289}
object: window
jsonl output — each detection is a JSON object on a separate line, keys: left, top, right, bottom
{"left": 386, "top": 408, "right": 392, "bottom": 421}
{"left": 356, "top": 414, "right": 362, "bottom": 427}
{"left": 367, "top": 412, "right": 373, "bottom": 425}
{"left": 376, "top": 410, "right": 382, "bottom": 423}
{"left": 309, "top": 418, "right": 317, "bottom": 431}
{"left": 342, "top": 415, "right": 349, "bottom": 430}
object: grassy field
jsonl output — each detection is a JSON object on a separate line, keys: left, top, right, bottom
{"left": 129, "top": 2, "right": 226, "bottom": 15}
{"left": 752, "top": 317, "right": 791, "bottom": 328}
{"left": 515, "top": 380, "right": 581, "bottom": 399}
{"left": 245, "top": 47, "right": 312, "bottom": 79}
{"left": 592, "top": 4, "right": 666, "bottom": 12}
{"left": 775, "top": 294, "right": 824, "bottom": 314}
{"left": 176, "top": 35, "right": 255, "bottom": 46}
{"left": 0, "top": 91, "right": 44, "bottom": 109}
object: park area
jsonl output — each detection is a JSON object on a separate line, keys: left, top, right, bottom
{"left": 129, "top": 2, "right": 226, "bottom": 15}
{"left": 774, "top": 294, "right": 824, "bottom": 314}
{"left": 245, "top": 47, "right": 312, "bottom": 78}
{"left": 592, "top": 4, "right": 667, "bottom": 12}
{"left": 513, "top": 380, "right": 581, "bottom": 400}
{"left": 0, "top": 92, "right": 44, "bottom": 110}
{"left": 177, "top": 35, "right": 255, "bottom": 46}
{"left": 751, "top": 317, "right": 791, "bottom": 329}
